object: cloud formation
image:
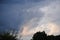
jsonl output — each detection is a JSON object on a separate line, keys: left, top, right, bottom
{"left": 17, "top": 0, "right": 60, "bottom": 40}
{"left": 0, "top": 0, "right": 60, "bottom": 40}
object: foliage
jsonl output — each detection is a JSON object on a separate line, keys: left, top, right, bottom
{"left": 32, "top": 31, "right": 60, "bottom": 40}
{"left": 0, "top": 31, "right": 17, "bottom": 40}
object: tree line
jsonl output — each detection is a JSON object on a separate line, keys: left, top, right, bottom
{"left": 0, "top": 31, "right": 60, "bottom": 40}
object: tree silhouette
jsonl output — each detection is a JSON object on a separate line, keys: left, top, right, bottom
{"left": 0, "top": 31, "right": 17, "bottom": 40}
{"left": 32, "top": 31, "right": 60, "bottom": 40}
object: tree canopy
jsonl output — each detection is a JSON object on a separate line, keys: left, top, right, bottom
{"left": 32, "top": 31, "right": 60, "bottom": 40}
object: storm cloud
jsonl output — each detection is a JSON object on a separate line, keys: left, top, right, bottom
{"left": 0, "top": 0, "right": 60, "bottom": 40}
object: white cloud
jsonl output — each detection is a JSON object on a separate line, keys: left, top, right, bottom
{"left": 18, "top": 0, "right": 60, "bottom": 40}
{"left": 38, "top": 0, "right": 60, "bottom": 35}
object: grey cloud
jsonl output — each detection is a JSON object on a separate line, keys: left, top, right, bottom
{"left": 0, "top": 2, "right": 44, "bottom": 32}
{"left": 0, "top": 0, "right": 60, "bottom": 40}
{"left": 19, "top": 0, "right": 60, "bottom": 40}
{"left": 0, "top": 0, "right": 44, "bottom": 4}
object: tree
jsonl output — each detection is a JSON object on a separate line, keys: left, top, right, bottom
{"left": 32, "top": 31, "right": 47, "bottom": 40}
{"left": 0, "top": 31, "right": 17, "bottom": 40}
{"left": 31, "top": 31, "right": 60, "bottom": 40}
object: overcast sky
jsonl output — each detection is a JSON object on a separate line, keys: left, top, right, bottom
{"left": 0, "top": 0, "right": 60, "bottom": 40}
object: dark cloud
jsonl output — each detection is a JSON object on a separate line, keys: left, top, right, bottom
{"left": 0, "top": 0, "right": 60, "bottom": 40}
{"left": 0, "top": 4, "right": 23, "bottom": 32}
{"left": 0, "top": 2, "right": 44, "bottom": 32}
{"left": 0, "top": 0, "right": 44, "bottom": 4}
{"left": 0, "top": 0, "right": 24, "bottom": 4}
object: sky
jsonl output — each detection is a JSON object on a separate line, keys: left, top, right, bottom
{"left": 0, "top": 0, "right": 60, "bottom": 40}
